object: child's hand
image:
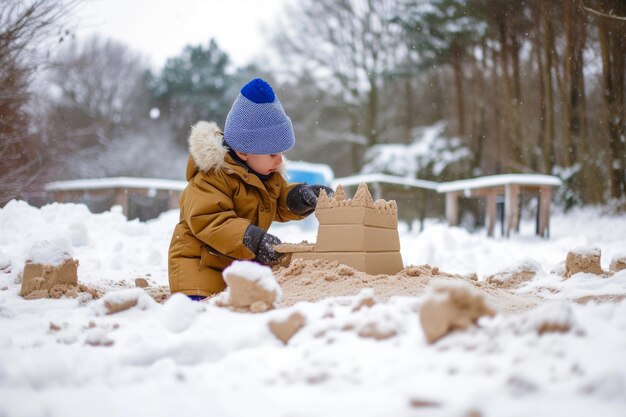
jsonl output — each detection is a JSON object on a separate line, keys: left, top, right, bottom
{"left": 287, "top": 184, "right": 335, "bottom": 215}
{"left": 256, "top": 232, "right": 284, "bottom": 265}
{"left": 244, "top": 225, "right": 285, "bottom": 265}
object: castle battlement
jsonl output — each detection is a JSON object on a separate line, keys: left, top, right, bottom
{"left": 315, "top": 184, "right": 398, "bottom": 229}
{"left": 278, "top": 183, "right": 404, "bottom": 275}
{"left": 317, "top": 184, "right": 398, "bottom": 215}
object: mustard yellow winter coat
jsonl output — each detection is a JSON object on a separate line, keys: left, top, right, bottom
{"left": 168, "top": 121, "right": 304, "bottom": 297}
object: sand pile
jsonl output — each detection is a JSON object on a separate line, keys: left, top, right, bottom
{"left": 19, "top": 241, "right": 101, "bottom": 300}
{"left": 484, "top": 259, "right": 541, "bottom": 289}
{"left": 218, "top": 261, "right": 282, "bottom": 313}
{"left": 561, "top": 246, "right": 626, "bottom": 278}
{"left": 611, "top": 254, "right": 626, "bottom": 273}
{"left": 419, "top": 280, "right": 495, "bottom": 343}
{"left": 273, "top": 258, "right": 543, "bottom": 313}
{"left": 565, "top": 246, "right": 604, "bottom": 277}
{"left": 274, "top": 259, "right": 438, "bottom": 306}
{"left": 20, "top": 259, "right": 81, "bottom": 300}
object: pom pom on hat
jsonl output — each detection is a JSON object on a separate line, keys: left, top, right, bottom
{"left": 240, "top": 78, "right": 275, "bottom": 103}
{"left": 224, "top": 78, "right": 295, "bottom": 155}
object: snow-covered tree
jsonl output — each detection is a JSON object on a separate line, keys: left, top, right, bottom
{"left": 361, "top": 121, "right": 471, "bottom": 181}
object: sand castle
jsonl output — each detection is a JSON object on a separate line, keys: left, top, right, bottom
{"left": 278, "top": 183, "right": 404, "bottom": 275}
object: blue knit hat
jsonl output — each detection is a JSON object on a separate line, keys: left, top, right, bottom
{"left": 223, "top": 78, "right": 295, "bottom": 154}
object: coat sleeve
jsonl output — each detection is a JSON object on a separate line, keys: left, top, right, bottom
{"left": 274, "top": 180, "right": 310, "bottom": 223}
{"left": 181, "top": 172, "right": 255, "bottom": 259}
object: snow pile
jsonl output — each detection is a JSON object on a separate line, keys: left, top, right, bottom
{"left": 92, "top": 288, "right": 157, "bottom": 315}
{"left": 0, "top": 200, "right": 626, "bottom": 416}
{"left": 26, "top": 240, "right": 73, "bottom": 266}
{"left": 221, "top": 260, "right": 282, "bottom": 312}
{"left": 610, "top": 252, "right": 626, "bottom": 273}
{"left": 523, "top": 302, "right": 576, "bottom": 335}
{"left": 158, "top": 293, "right": 206, "bottom": 333}
{"left": 485, "top": 258, "right": 543, "bottom": 288}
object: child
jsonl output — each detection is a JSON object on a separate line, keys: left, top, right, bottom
{"left": 168, "top": 78, "right": 332, "bottom": 299}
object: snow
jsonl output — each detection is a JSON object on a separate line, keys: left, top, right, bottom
{"left": 44, "top": 176, "right": 187, "bottom": 192}
{"left": 437, "top": 173, "right": 563, "bottom": 193}
{"left": 223, "top": 260, "right": 282, "bottom": 295}
{"left": 0, "top": 199, "right": 626, "bottom": 416}
{"left": 612, "top": 251, "right": 626, "bottom": 261}
{"left": 92, "top": 288, "right": 157, "bottom": 316}
{"left": 44, "top": 161, "right": 335, "bottom": 193}
{"left": 361, "top": 122, "right": 471, "bottom": 178}
{"left": 332, "top": 173, "right": 439, "bottom": 190}
{"left": 26, "top": 240, "right": 73, "bottom": 266}
{"left": 570, "top": 246, "right": 601, "bottom": 257}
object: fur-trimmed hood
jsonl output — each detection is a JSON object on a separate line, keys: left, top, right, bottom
{"left": 188, "top": 121, "right": 229, "bottom": 173}
{"left": 187, "top": 120, "right": 288, "bottom": 180}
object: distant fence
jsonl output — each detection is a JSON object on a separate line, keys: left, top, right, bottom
{"left": 333, "top": 173, "right": 562, "bottom": 238}
{"left": 45, "top": 173, "right": 562, "bottom": 238}
{"left": 45, "top": 177, "right": 186, "bottom": 221}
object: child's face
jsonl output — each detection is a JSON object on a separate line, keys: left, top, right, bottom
{"left": 235, "top": 151, "right": 283, "bottom": 175}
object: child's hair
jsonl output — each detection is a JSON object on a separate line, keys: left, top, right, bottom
{"left": 224, "top": 78, "right": 295, "bottom": 154}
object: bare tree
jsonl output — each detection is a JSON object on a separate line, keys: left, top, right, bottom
{"left": 273, "top": 0, "right": 406, "bottom": 153}
{"left": 592, "top": 0, "right": 626, "bottom": 199}
{"left": 38, "top": 35, "right": 156, "bottom": 179}
{"left": 0, "top": 0, "right": 79, "bottom": 205}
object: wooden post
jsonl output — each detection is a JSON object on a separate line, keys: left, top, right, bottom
{"left": 538, "top": 185, "right": 552, "bottom": 238}
{"left": 485, "top": 190, "right": 497, "bottom": 237}
{"left": 55, "top": 191, "right": 68, "bottom": 203}
{"left": 445, "top": 192, "right": 459, "bottom": 226}
{"left": 504, "top": 184, "right": 520, "bottom": 237}
{"left": 114, "top": 188, "right": 129, "bottom": 217}
{"left": 168, "top": 190, "right": 181, "bottom": 210}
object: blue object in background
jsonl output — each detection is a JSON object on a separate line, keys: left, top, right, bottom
{"left": 287, "top": 169, "right": 327, "bottom": 185}
{"left": 287, "top": 161, "right": 334, "bottom": 186}
{"left": 280, "top": 161, "right": 334, "bottom": 231}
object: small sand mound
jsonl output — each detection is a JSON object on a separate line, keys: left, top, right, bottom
{"left": 20, "top": 258, "right": 79, "bottom": 299}
{"left": 610, "top": 253, "right": 626, "bottom": 273}
{"left": 485, "top": 259, "right": 541, "bottom": 289}
{"left": 528, "top": 303, "right": 574, "bottom": 335}
{"left": 419, "top": 280, "right": 495, "bottom": 343}
{"left": 474, "top": 282, "right": 543, "bottom": 313}
{"left": 268, "top": 312, "right": 306, "bottom": 344}
{"left": 222, "top": 261, "right": 281, "bottom": 313}
{"left": 565, "top": 246, "right": 604, "bottom": 277}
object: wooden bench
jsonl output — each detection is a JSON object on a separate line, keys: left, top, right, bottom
{"left": 44, "top": 177, "right": 186, "bottom": 220}
{"left": 437, "top": 174, "right": 562, "bottom": 238}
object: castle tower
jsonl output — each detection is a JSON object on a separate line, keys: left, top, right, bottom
{"left": 285, "top": 183, "right": 404, "bottom": 275}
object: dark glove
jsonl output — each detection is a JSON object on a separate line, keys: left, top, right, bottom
{"left": 243, "top": 224, "right": 285, "bottom": 265}
{"left": 286, "top": 184, "right": 335, "bottom": 216}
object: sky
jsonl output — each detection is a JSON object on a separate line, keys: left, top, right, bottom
{"left": 72, "top": 0, "right": 290, "bottom": 70}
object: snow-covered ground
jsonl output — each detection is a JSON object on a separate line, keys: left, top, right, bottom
{"left": 1, "top": 200, "right": 625, "bottom": 417}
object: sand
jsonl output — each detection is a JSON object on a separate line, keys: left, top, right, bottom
{"left": 419, "top": 280, "right": 496, "bottom": 343}
{"left": 565, "top": 247, "right": 604, "bottom": 277}
{"left": 20, "top": 258, "right": 101, "bottom": 301}
{"left": 273, "top": 259, "right": 544, "bottom": 314}
{"left": 21, "top": 250, "right": 611, "bottom": 320}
